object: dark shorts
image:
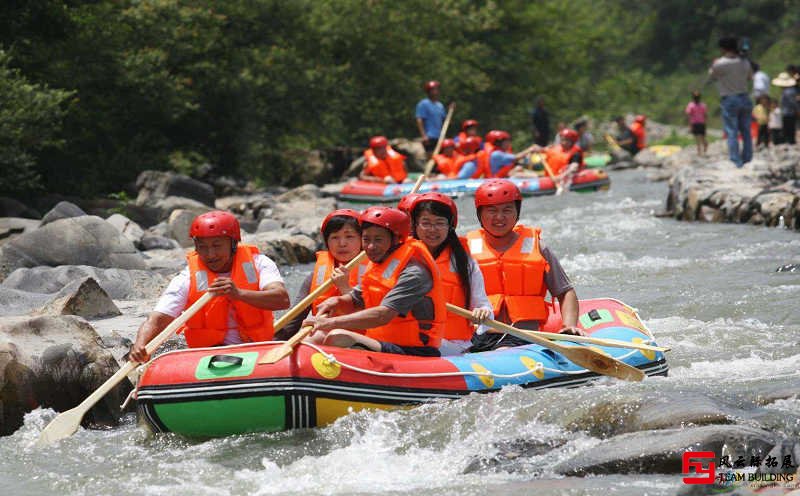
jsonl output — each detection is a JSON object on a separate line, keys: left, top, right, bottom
{"left": 422, "top": 138, "right": 438, "bottom": 153}
{"left": 691, "top": 123, "right": 706, "bottom": 136}
{"left": 379, "top": 341, "right": 440, "bottom": 357}
{"left": 469, "top": 333, "right": 531, "bottom": 353}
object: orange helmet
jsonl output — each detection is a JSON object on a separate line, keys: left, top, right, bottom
{"left": 474, "top": 179, "right": 522, "bottom": 209}
{"left": 409, "top": 192, "right": 458, "bottom": 228}
{"left": 461, "top": 119, "right": 479, "bottom": 131}
{"left": 461, "top": 136, "right": 482, "bottom": 154}
{"left": 360, "top": 207, "right": 410, "bottom": 240}
{"left": 369, "top": 136, "right": 388, "bottom": 149}
{"left": 189, "top": 211, "right": 241, "bottom": 241}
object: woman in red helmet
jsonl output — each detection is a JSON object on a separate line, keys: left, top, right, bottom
{"left": 455, "top": 119, "right": 482, "bottom": 152}
{"left": 305, "top": 207, "right": 445, "bottom": 356}
{"left": 540, "top": 128, "right": 585, "bottom": 177}
{"left": 129, "top": 211, "right": 290, "bottom": 362}
{"left": 360, "top": 135, "right": 409, "bottom": 183}
{"left": 279, "top": 209, "right": 368, "bottom": 339}
{"left": 466, "top": 180, "right": 583, "bottom": 351}
{"left": 409, "top": 193, "right": 492, "bottom": 355}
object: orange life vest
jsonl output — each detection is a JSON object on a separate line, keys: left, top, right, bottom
{"left": 182, "top": 244, "right": 275, "bottom": 347}
{"left": 364, "top": 147, "right": 407, "bottom": 182}
{"left": 433, "top": 240, "right": 473, "bottom": 341}
{"left": 361, "top": 239, "right": 444, "bottom": 348}
{"left": 544, "top": 144, "right": 583, "bottom": 175}
{"left": 310, "top": 251, "right": 369, "bottom": 314}
{"left": 451, "top": 153, "right": 477, "bottom": 178}
{"left": 471, "top": 150, "right": 491, "bottom": 179}
{"left": 433, "top": 153, "right": 458, "bottom": 177}
{"left": 466, "top": 226, "right": 550, "bottom": 325}
{"left": 630, "top": 122, "right": 646, "bottom": 149}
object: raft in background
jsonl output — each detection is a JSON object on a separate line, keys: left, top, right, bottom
{"left": 136, "top": 298, "right": 668, "bottom": 437}
{"left": 337, "top": 169, "right": 610, "bottom": 203}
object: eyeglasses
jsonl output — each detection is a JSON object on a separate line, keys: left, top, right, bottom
{"left": 417, "top": 221, "right": 450, "bottom": 231}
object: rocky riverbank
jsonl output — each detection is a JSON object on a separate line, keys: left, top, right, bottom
{"left": 660, "top": 144, "right": 800, "bottom": 230}
{"left": 0, "top": 170, "right": 343, "bottom": 434}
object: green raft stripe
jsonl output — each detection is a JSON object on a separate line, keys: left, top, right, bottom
{"left": 154, "top": 396, "right": 285, "bottom": 436}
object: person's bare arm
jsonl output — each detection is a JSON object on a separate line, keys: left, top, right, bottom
{"left": 130, "top": 311, "right": 175, "bottom": 363}
{"left": 416, "top": 117, "right": 428, "bottom": 141}
{"left": 313, "top": 305, "right": 398, "bottom": 332}
{"left": 210, "top": 278, "right": 290, "bottom": 310}
{"left": 556, "top": 288, "right": 583, "bottom": 335}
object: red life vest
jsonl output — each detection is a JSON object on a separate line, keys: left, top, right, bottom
{"left": 364, "top": 146, "right": 408, "bottom": 182}
{"left": 545, "top": 144, "right": 584, "bottom": 175}
{"left": 471, "top": 150, "right": 491, "bottom": 179}
{"left": 630, "top": 122, "right": 646, "bottom": 149}
{"left": 182, "top": 244, "right": 275, "bottom": 347}
{"left": 361, "top": 240, "right": 444, "bottom": 348}
{"left": 433, "top": 153, "right": 458, "bottom": 177}
{"left": 310, "top": 251, "right": 369, "bottom": 314}
{"left": 466, "top": 226, "right": 550, "bottom": 325}
{"left": 432, "top": 240, "right": 473, "bottom": 341}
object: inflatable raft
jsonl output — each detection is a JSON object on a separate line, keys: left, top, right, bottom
{"left": 136, "top": 298, "right": 667, "bottom": 437}
{"left": 337, "top": 169, "right": 610, "bottom": 203}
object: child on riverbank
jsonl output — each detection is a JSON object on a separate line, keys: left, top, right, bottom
{"left": 768, "top": 99, "right": 783, "bottom": 145}
{"left": 753, "top": 95, "right": 770, "bottom": 149}
{"left": 685, "top": 91, "right": 708, "bottom": 156}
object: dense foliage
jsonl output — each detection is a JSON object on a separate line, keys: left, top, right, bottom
{"left": 0, "top": 0, "right": 797, "bottom": 197}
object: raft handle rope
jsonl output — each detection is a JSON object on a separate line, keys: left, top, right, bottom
{"left": 302, "top": 342, "right": 640, "bottom": 380}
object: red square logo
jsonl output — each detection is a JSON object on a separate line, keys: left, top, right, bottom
{"left": 682, "top": 451, "right": 716, "bottom": 484}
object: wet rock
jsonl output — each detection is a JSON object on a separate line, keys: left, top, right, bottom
{"left": 1, "top": 265, "right": 168, "bottom": 300}
{"left": 0, "top": 218, "right": 40, "bottom": 242}
{"left": 776, "top": 264, "right": 799, "bottom": 273}
{"left": 139, "top": 234, "right": 180, "bottom": 251}
{"left": 39, "top": 201, "right": 86, "bottom": 226}
{"left": 633, "top": 148, "right": 664, "bottom": 168}
{"left": 553, "top": 425, "right": 777, "bottom": 476}
{"left": 0, "top": 216, "right": 146, "bottom": 281}
{"left": 36, "top": 277, "right": 121, "bottom": 319}
{"left": 463, "top": 438, "right": 568, "bottom": 474}
{"left": 245, "top": 231, "right": 318, "bottom": 265}
{"left": 0, "top": 197, "right": 40, "bottom": 219}
{"left": 135, "top": 170, "right": 215, "bottom": 207}
{"left": 106, "top": 213, "right": 145, "bottom": 246}
{"left": 0, "top": 315, "right": 132, "bottom": 435}
{"left": 167, "top": 209, "right": 199, "bottom": 247}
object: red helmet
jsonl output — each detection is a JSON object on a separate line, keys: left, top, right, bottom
{"left": 474, "top": 179, "right": 522, "bottom": 208}
{"left": 496, "top": 130, "right": 511, "bottom": 142}
{"left": 461, "top": 119, "right": 479, "bottom": 131}
{"left": 360, "top": 207, "right": 410, "bottom": 240}
{"left": 424, "top": 80, "right": 440, "bottom": 92}
{"left": 397, "top": 193, "right": 421, "bottom": 214}
{"left": 189, "top": 211, "right": 241, "bottom": 241}
{"left": 409, "top": 192, "right": 458, "bottom": 228}
{"left": 321, "top": 209, "right": 361, "bottom": 236}
{"left": 559, "top": 128, "right": 579, "bottom": 143}
{"left": 440, "top": 138, "right": 455, "bottom": 150}
{"left": 461, "top": 136, "right": 482, "bottom": 154}
{"left": 369, "top": 136, "right": 388, "bottom": 149}
{"left": 485, "top": 130, "right": 503, "bottom": 144}
{"left": 634, "top": 114, "right": 647, "bottom": 123}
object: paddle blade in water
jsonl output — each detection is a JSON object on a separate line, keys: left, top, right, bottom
{"left": 37, "top": 407, "right": 83, "bottom": 446}
{"left": 562, "top": 346, "right": 645, "bottom": 382}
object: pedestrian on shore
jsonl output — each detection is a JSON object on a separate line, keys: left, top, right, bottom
{"left": 773, "top": 72, "right": 797, "bottom": 145}
{"left": 751, "top": 62, "right": 770, "bottom": 99}
{"left": 574, "top": 120, "right": 593, "bottom": 152}
{"left": 530, "top": 96, "right": 551, "bottom": 146}
{"left": 415, "top": 80, "right": 446, "bottom": 157}
{"left": 753, "top": 95, "right": 770, "bottom": 149}
{"left": 613, "top": 116, "right": 639, "bottom": 155}
{"left": 685, "top": 91, "right": 708, "bottom": 156}
{"left": 768, "top": 98, "right": 783, "bottom": 145}
{"left": 708, "top": 36, "right": 753, "bottom": 167}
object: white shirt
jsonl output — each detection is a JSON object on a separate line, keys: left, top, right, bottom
{"left": 753, "top": 70, "right": 770, "bottom": 96}
{"left": 154, "top": 254, "right": 284, "bottom": 344}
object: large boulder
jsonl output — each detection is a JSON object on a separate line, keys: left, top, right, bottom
{"left": 0, "top": 216, "right": 146, "bottom": 281}
{"left": 36, "top": 277, "right": 121, "bottom": 319}
{"left": 135, "top": 170, "right": 215, "bottom": 207}
{"left": 0, "top": 197, "right": 40, "bottom": 219}
{"left": 245, "top": 231, "right": 318, "bottom": 265}
{"left": 0, "top": 218, "right": 40, "bottom": 243}
{"left": 167, "top": 209, "right": 198, "bottom": 247}
{"left": 39, "top": 201, "right": 86, "bottom": 226}
{"left": 1, "top": 265, "right": 168, "bottom": 300}
{"left": 106, "top": 213, "right": 145, "bottom": 246}
{"left": 0, "top": 315, "right": 132, "bottom": 435}
{"left": 153, "top": 196, "right": 213, "bottom": 217}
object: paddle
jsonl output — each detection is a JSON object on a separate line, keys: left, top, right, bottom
{"left": 38, "top": 291, "right": 215, "bottom": 445}
{"left": 446, "top": 304, "right": 645, "bottom": 382}
{"left": 258, "top": 252, "right": 367, "bottom": 364}
{"left": 484, "top": 326, "right": 669, "bottom": 353}
{"left": 260, "top": 115, "right": 460, "bottom": 366}
{"left": 604, "top": 133, "right": 623, "bottom": 153}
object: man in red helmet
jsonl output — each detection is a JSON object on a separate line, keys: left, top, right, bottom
{"left": 129, "top": 211, "right": 290, "bottom": 362}
{"left": 432, "top": 138, "right": 460, "bottom": 178}
{"left": 304, "top": 207, "right": 445, "bottom": 356}
{"left": 416, "top": 80, "right": 447, "bottom": 156}
{"left": 360, "top": 135, "right": 409, "bottom": 183}
{"left": 533, "top": 128, "right": 585, "bottom": 180}
{"left": 455, "top": 119, "right": 481, "bottom": 152}
{"left": 467, "top": 180, "right": 583, "bottom": 351}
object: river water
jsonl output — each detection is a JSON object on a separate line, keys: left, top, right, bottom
{"left": 2, "top": 169, "right": 798, "bottom": 495}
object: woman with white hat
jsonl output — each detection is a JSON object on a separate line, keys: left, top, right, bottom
{"left": 773, "top": 71, "right": 798, "bottom": 144}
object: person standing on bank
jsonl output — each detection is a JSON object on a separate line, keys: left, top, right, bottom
{"left": 129, "top": 211, "right": 290, "bottom": 362}
{"left": 466, "top": 180, "right": 584, "bottom": 352}
{"left": 773, "top": 71, "right": 798, "bottom": 145}
{"left": 416, "top": 80, "right": 447, "bottom": 157}
{"left": 685, "top": 91, "right": 709, "bottom": 156}
{"left": 530, "top": 96, "right": 551, "bottom": 146}
{"left": 708, "top": 36, "right": 753, "bottom": 167}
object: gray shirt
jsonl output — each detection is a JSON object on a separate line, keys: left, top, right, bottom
{"left": 351, "top": 258, "right": 434, "bottom": 319}
{"left": 709, "top": 56, "right": 752, "bottom": 97}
